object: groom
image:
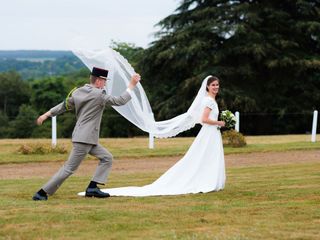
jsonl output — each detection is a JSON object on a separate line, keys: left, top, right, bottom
{"left": 32, "top": 67, "right": 141, "bottom": 200}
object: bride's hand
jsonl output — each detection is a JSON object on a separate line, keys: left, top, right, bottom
{"left": 218, "top": 121, "right": 225, "bottom": 127}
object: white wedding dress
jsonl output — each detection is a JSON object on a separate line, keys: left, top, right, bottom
{"left": 80, "top": 96, "right": 225, "bottom": 197}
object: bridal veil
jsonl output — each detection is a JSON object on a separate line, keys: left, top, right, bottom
{"left": 73, "top": 47, "right": 211, "bottom": 138}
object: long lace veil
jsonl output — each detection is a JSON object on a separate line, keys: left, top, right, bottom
{"left": 72, "top": 47, "right": 210, "bottom": 138}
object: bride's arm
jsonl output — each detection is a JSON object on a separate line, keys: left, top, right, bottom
{"left": 202, "top": 107, "right": 225, "bottom": 126}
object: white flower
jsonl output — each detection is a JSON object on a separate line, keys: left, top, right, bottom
{"left": 220, "top": 110, "right": 236, "bottom": 128}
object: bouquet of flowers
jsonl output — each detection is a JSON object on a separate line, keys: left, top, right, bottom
{"left": 219, "top": 110, "right": 236, "bottom": 129}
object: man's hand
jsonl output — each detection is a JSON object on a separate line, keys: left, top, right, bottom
{"left": 36, "top": 112, "right": 51, "bottom": 125}
{"left": 128, "top": 74, "right": 141, "bottom": 90}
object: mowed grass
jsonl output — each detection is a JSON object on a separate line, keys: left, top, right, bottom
{"left": 0, "top": 134, "right": 320, "bottom": 164}
{"left": 0, "top": 135, "right": 319, "bottom": 239}
{"left": 0, "top": 163, "right": 319, "bottom": 239}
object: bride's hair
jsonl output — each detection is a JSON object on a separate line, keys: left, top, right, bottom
{"left": 206, "top": 76, "right": 220, "bottom": 91}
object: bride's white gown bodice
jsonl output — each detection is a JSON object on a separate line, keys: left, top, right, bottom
{"left": 79, "top": 96, "right": 225, "bottom": 197}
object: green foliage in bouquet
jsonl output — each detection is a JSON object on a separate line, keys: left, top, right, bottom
{"left": 220, "top": 110, "right": 236, "bottom": 129}
{"left": 222, "top": 130, "right": 246, "bottom": 148}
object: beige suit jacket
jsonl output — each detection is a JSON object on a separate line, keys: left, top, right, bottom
{"left": 50, "top": 84, "right": 132, "bottom": 145}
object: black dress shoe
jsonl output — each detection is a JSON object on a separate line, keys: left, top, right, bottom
{"left": 32, "top": 192, "right": 48, "bottom": 201}
{"left": 85, "top": 187, "right": 110, "bottom": 198}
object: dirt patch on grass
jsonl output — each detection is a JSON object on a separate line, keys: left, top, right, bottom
{"left": 0, "top": 150, "right": 319, "bottom": 179}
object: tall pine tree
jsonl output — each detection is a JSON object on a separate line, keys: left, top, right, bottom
{"left": 140, "top": 0, "right": 320, "bottom": 122}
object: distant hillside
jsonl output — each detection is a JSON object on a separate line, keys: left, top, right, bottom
{"left": 0, "top": 50, "right": 74, "bottom": 60}
{"left": 0, "top": 50, "right": 85, "bottom": 79}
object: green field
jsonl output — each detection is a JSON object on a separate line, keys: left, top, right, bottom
{"left": 0, "top": 135, "right": 319, "bottom": 239}
{"left": 0, "top": 134, "right": 320, "bottom": 164}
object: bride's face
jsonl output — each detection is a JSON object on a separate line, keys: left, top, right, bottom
{"left": 208, "top": 80, "right": 219, "bottom": 95}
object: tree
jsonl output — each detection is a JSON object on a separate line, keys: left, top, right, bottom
{"left": 30, "top": 72, "right": 88, "bottom": 138}
{"left": 110, "top": 40, "right": 145, "bottom": 71}
{"left": 30, "top": 76, "right": 71, "bottom": 114}
{"left": 30, "top": 69, "right": 90, "bottom": 109}
{"left": 0, "top": 111, "right": 10, "bottom": 138}
{"left": 9, "top": 104, "right": 38, "bottom": 138}
{"left": 0, "top": 71, "right": 31, "bottom": 118}
{"left": 139, "top": 0, "right": 320, "bottom": 125}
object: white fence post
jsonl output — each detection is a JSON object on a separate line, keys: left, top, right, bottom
{"left": 235, "top": 111, "right": 240, "bottom": 132}
{"left": 149, "top": 132, "right": 154, "bottom": 149}
{"left": 148, "top": 113, "right": 155, "bottom": 149}
{"left": 311, "top": 110, "right": 318, "bottom": 142}
{"left": 52, "top": 116, "right": 57, "bottom": 147}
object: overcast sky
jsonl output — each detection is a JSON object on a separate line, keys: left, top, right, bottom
{"left": 0, "top": 0, "right": 179, "bottom": 50}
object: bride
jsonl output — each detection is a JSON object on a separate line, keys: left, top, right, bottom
{"left": 75, "top": 47, "right": 226, "bottom": 197}
{"left": 97, "top": 76, "right": 226, "bottom": 196}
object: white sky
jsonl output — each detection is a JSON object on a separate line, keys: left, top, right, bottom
{"left": 0, "top": 0, "right": 179, "bottom": 50}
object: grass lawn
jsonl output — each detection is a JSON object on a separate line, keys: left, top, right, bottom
{"left": 0, "top": 135, "right": 319, "bottom": 239}
{"left": 0, "top": 134, "right": 319, "bottom": 164}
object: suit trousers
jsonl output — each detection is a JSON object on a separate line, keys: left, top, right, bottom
{"left": 42, "top": 142, "right": 113, "bottom": 195}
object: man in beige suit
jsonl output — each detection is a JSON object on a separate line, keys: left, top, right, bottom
{"left": 32, "top": 67, "right": 141, "bottom": 200}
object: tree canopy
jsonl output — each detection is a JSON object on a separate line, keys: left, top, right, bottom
{"left": 0, "top": 71, "right": 31, "bottom": 118}
{"left": 140, "top": 0, "right": 320, "bottom": 122}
